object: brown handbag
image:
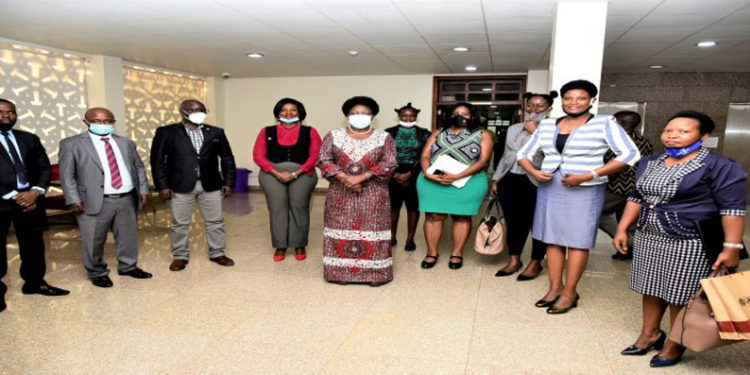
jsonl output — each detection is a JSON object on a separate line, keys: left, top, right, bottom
{"left": 474, "top": 196, "right": 507, "bottom": 255}
{"left": 669, "top": 270, "right": 738, "bottom": 352}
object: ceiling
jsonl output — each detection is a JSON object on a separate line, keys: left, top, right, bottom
{"left": 1, "top": 0, "right": 749, "bottom": 77}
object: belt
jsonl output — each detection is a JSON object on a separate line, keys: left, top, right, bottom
{"left": 104, "top": 190, "right": 134, "bottom": 198}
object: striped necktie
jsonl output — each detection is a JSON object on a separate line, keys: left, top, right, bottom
{"left": 101, "top": 137, "right": 122, "bottom": 189}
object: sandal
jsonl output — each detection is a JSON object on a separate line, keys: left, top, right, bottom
{"left": 421, "top": 254, "right": 439, "bottom": 269}
{"left": 448, "top": 255, "right": 463, "bottom": 270}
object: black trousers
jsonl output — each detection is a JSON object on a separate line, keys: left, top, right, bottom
{"left": 1, "top": 199, "right": 47, "bottom": 300}
{"left": 497, "top": 173, "right": 546, "bottom": 260}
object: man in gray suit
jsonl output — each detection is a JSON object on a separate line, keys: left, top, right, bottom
{"left": 59, "top": 107, "right": 152, "bottom": 288}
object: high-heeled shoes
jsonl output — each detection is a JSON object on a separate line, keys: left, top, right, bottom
{"left": 649, "top": 354, "right": 682, "bottom": 367}
{"left": 294, "top": 248, "right": 306, "bottom": 261}
{"left": 534, "top": 295, "right": 559, "bottom": 308}
{"left": 621, "top": 330, "right": 666, "bottom": 355}
{"left": 546, "top": 294, "right": 579, "bottom": 314}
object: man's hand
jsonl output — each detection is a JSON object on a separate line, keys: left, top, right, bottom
{"left": 22, "top": 202, "right": 37, "bottom": 213}
{"left": 69, "top": 202, "right": 85, "bottom": 214}
{"left": 221, "top": 185, "right": 233, "bottom": 198}
{"left": 12, "top": 190, "right": 41, "bottom": 209}
{"left": 159, "top": 189, "right": 174, "bottom": 201}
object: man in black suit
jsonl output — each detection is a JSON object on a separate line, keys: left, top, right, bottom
{"left": 150, "top": 99, "right": 236, "bottom": 271}
{"left": 1, "top": 99, "right": 69, "bottom": 313}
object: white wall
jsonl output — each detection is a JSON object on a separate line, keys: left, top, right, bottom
{"left": 221, "top": 74, "right": 434, "bottom": 186}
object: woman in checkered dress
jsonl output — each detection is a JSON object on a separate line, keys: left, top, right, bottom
{"left": 613, "top": 111, "right": 746, "bottom": 368}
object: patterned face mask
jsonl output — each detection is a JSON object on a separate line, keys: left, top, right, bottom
{"left": 664, "top": 140, "right": 702, "bottom": 158}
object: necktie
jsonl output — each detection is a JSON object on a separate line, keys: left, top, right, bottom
{"left": 2, "top": 131, "right": 29, "bottom": 185}
{"left": 101, "top": 138, "right": 122, "bottom": 189}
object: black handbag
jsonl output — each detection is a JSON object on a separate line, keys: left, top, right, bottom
{"left": 694, "top": 216, "right": 748, "bottom": 264}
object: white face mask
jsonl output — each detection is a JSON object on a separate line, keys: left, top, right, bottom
{"left": 279, "top": 117, "right": 299, "bottom": 124}
{"left": 525, "top": 111, "right": 547, "bottom": 122}
{"left": 348, "top": 114, "right": 372, "bottom": 129}
{"left": 187, "top": 112, "right": 207, "bottom": 125}
{"left": 399, "top": 121, "right": 417, "bottom": 128}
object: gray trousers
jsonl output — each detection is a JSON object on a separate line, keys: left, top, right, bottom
{"left": 258, "top": 162, "right": 318, "bottom": 249}
{"left": 598, "top": 191, "right": 634, "bottom": 249}
{"left": 76, "top": 194, "right": 138, "bottom": 278}
{"left": 169, "top": 181, "right": 225, "bottom": 260}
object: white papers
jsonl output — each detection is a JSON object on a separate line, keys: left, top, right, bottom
{"left": 426, "top": 154, "right": 471, "bottom": 188}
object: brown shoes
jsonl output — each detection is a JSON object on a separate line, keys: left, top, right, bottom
{"left": 169, "top": 259, "right": 188, "bottom": 271}
{"left": 210, "top": 255, "right": 235, "bottom": 267}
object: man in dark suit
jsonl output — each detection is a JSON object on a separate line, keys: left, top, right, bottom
{"left": 150, "top": 99, "right": 236, "bottom": 271}
{"left": 59, "top": 107, "right": 153, "bottom": 288}
{"left": 1, "top": 98, "right": 69, "bottom": 313}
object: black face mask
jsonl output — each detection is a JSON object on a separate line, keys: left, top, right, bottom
{"left": 451, "top": 115, "right": 469, "bottom": 127}
{"left": 0, "top": 123, "right": 13, "bottom": 132}
{"left": 563, "top": 106, "right": 592, "bottom": 118}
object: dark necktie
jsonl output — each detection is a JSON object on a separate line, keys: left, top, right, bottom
{"left": 101, "top": 138, "right": 123, "bottom": 189}
{"left": 2, "top": 131, "right": 29, "bottom": 185}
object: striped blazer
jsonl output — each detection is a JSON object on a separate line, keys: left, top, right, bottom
{"left": 517, "top": 114, "right": 641, "bottom": 186}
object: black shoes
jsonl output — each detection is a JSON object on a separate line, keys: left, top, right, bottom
{"left": 118, "top": 267, "right": 153, "bottom": 279}
{"left": 448, "top": 255, "right": 463, "bottom": 270}
{"left": 21, "top": 282, "right": 70, "bottom": 296}
{"left": 0, "top": 300, "right": 6, "bottom": 312}
{"left": 650, "top": 354, "right": 682, "bottom": 368}
{"left": 495, "top": 262, "right": 523, "bottom": 277}
{"left": 546, "top": 294, "right": 579, "bottom": 314}
{"left": 91, "top": 275, "right": 114, "bottom": 288}
{"left": 621, "top": 330, "right": 666, "bottom": 355}
{"left": 534, "top": 296, "right": 559, "bottom": 308}
{"left": 517, "top": 266, "right": 543, "bottom": 281}
{"left": 612, "top": 252, "right": 633, "bottom": 260}
{"left": 421, "top": 255, "right": 439, "bottom": 269}
{"left": 404, "top": 242, "right": 416, "bottom": 251}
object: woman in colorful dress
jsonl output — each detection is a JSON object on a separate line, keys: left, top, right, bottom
{"left": 317, "top": 96, "right": 397, "bottom": 286}
{"left": 253, "top": 98, "right": 322, "bottom": 262}
{"left": 614, "top": 111, "right": 746, "bottom": 367}
{"left": 416, "top": 102, "right": 493, "bottom": 270}
{"left": 384, "top": 103, "right": 431, "bottom": 251}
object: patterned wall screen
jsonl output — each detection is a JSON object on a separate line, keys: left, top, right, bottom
{"left": 122, "top": 66, "right": 206, "bottom": 183}
{"left": 0, "top": 47, "right": 88, "bottom": 162}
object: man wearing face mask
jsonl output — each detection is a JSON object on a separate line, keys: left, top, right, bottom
{"left": 150, "top": 99, "right": 237, "bottom": 271}
{"left": 1, "top": 98, "right": 69, "bottom": 312}
{"left": 384, "top": 103, "right": 430, "bottom": 251}
{"left": 59, "top": 107, "right": 152, "bottom": 287}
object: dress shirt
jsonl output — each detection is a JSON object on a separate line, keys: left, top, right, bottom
{"left": 1, "top": 130, "right": 45, "bottom": 199}
{"left": 89, "top": 133, "right": 134, "bottom": 194}
{"left": 253, "top": 123, "right": 322, "bottom": 176}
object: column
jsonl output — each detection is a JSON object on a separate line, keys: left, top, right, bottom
{"left": 527, "top": 70, "right": 550, "bottom": 94}
{"left": 85, "top": 55, "right": 126, "bottom": 134}
{"left": 548, "top": 0, "right": 608, "bottom": 116}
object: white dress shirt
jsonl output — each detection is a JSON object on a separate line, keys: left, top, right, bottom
{"left": 89, "top": 133, "right": 134, "bottom": 194}
{"left": 1, "top": 130, "right": 45, "bottom": 199}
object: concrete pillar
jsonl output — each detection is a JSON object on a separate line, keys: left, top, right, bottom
{"left": 85, "top": 55, "right": 126, "bottom": 133}
{"left": 548, "top": 0, "right": 608, "bottom": 116}
{"left": 526, "top": 70, "right": 550, "bottom": 94}
{"left": 205, "top": 76, "right": 225, "bottom": 127}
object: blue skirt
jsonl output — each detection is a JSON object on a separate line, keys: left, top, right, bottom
{"left": 532, "top": 170, "right": 606, "bottom": 249}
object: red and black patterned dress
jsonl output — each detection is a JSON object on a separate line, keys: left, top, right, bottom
{"left": 317, "top": 128, "right": 397, "bottom": 284}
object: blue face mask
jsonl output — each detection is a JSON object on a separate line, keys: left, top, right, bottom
{"left": 279, "top": 117, "right": 299, "bottom": 124}
{"left": 89, "top": 124, "right": 115, "bottom": 136}
{"left": 664, "top": 140, "right": 702, "bottom": 158}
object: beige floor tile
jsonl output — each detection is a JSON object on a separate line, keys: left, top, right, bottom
{"left": 320, "top": 354, "right": 467, "bottom": 375}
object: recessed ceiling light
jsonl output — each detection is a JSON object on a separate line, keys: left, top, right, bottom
{"left": 247, "top": 52, "right": 264, "bottom": 58}
{"left": 465, "top": 65, "right": 478, "bottom": 71}
{"left": 649, "top": 65, "right": 665, "bottom": 69}
{"left": 348, "top": 50, "right": 359, "bottom": 56}
{"left": 38, "top": 49, "right": 50, "bottom": 55}
{"left": 453, "top": 47, "right": 469, "bottom": 52}
{"left": 696, "top": 41, "right": 717, "bottom": 48}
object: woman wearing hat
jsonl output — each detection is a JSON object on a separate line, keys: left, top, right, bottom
{"left": 384, "top": 103, "right": 431, "bottom": 251}
{"left": 253, "top": 98, "right": 322, "bottom": 261}
{"left": 317, "top": 96, "right": 397, "bottom": 286}
{"left": 517, "top": 79, "right": 641, "bottom": 313}
{"left": 416, "top": 102, "right": 493, "bottom": 270}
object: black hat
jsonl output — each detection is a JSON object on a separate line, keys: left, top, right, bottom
{"left": 273, "top": 98, "right": 307, "bottom": 121}
{"left": 560, "top": 79, "right": 598, "bottom": 97}
{"left": 342, "top": 96, "right": 379, "bottom": 116}
{"left": 394, "top": 102, "right": 421, "bottom": 114}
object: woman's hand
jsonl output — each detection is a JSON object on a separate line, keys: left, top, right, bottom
{"left": 273, "top": 170, "right": 294, "bottom": 183}
{"left": 490, "top": 181, "right": 499, "bottom": 196}
{"left": 613, "top": 230, "right": 629, "bottom": 254}
{"left": 436, "top": 172, "right": 458, "bottom": 185}
{"left": 393, "top": 171, "right": 411, "bottom": 186}
{"left": 531, "top": 170, "right": 553, "bottom": 183}
{"left": 561, "top": 173, "right": 589, "bottom": 187}
{"left": 523, "top": 120, "right": 540, "bottom": 134}
{"left": 339, "top": 173, "right": 366, "bottom": 189}
{"left": 712, "top": 248, "right": 741, "bottom": 271}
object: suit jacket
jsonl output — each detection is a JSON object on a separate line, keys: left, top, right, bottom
{"left": 58, "top": 132, "right": 149, "bottom": 215}
{"left": 150, "top": 123, "right": 236, "bottom": 193}
{"left": 0, "top": 129, "right": 51, "bottom": 212}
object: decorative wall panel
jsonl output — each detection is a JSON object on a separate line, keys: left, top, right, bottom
{"left": 0, "top": 47, "right": 88, "bottom": 162}
{"left": 122, "top": 66, "right": 205, "bottom": 183}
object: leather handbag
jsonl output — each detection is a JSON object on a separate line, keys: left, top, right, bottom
{"left": 474, "top": 196, "right": 507, "bottom": 255}
{"left": 669, "top": 269, "right": 738, "bottom": 352}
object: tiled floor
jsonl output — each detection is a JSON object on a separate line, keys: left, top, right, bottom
{"left": 1, "top": 191, "right": 749, "bottom": 374}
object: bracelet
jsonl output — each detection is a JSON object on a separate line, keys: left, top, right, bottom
{"left": 589, "top": 169, "right": 600, "bottom": 180}
{"left": 291, "top": 172, "right": 298, "bottom": 180}
{"left": 723, "top": 242, "right": 744, "bottom": 249}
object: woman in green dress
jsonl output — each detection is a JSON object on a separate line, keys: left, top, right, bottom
{"left": 416, "top": 102, "right": 493, "bottom": 269}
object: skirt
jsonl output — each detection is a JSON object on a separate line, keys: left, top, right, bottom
{"left": 532, "top": 169, "right": 606, "bottom": 249}
{"left": 416, "top": 171, "right": 488, "bottom": 216}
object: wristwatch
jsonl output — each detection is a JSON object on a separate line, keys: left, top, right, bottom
{"left": 291, "top": 172, "right": 298, "bottom": 180}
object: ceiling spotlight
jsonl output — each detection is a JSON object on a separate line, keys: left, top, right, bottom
{"left": 348, "top": 50, "right": 359, "bottom": 56}
{"left": 465, "top": 65, "right": 478, "bottom": 71}
{"left": 649, "top": 65, "right": 665, "bottom": 69}
{"left": 247, "top": 52, "right": 264, "bottom": 58}
{"left": 38, "top": 49, "right": 50, "bottom": 55}
{"left": 453, "top": 47, "right": 469, "bottom": 52}
{"left": 696, "top": 41, "right": 717, "bottom": 48}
